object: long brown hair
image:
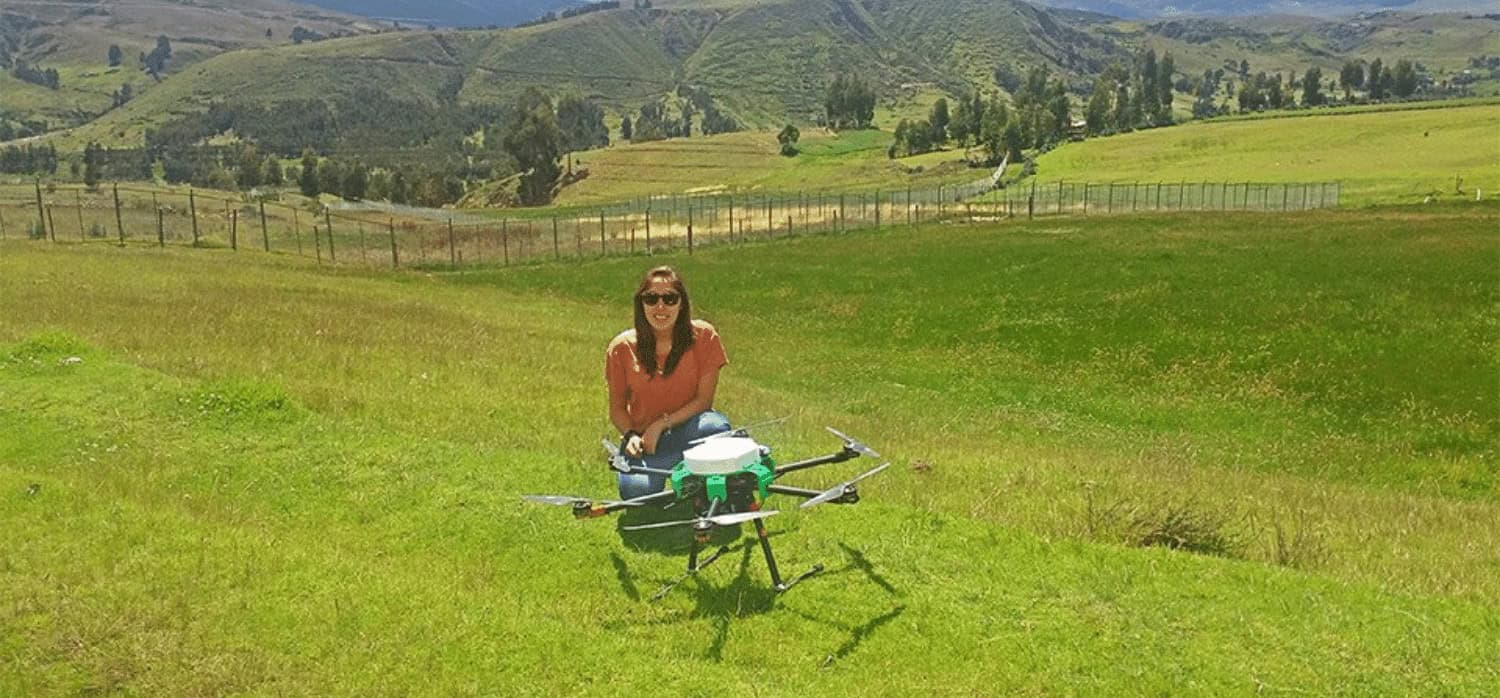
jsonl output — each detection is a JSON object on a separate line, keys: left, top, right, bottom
{"left": 634, "top": 266, "right": 695, "bottom": 377}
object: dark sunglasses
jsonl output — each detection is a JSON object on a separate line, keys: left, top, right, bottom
{"left": 639, "top": 292, "right": 681, "bottom": 307}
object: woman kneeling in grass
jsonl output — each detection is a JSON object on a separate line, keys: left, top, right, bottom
{"left": 606, "top": 266, "right": 731, "bottom": 499}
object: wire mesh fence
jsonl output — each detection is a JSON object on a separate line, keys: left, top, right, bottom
{"left": 0, "top": 179, "right": 1340, "bottom": 269}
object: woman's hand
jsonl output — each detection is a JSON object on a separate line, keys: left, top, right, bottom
{"left": 623, "top": 432, "right": 645, "bottom": 458}
{"left": 641, "top": 417, "right": 669, "bottom": 455}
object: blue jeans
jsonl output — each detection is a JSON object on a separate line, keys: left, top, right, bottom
{"left": 618, "top": 410, "right": 731, "bottom": 500}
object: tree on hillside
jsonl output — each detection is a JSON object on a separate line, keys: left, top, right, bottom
{"left": 390, "top": 169, "right": 410, "bottom": 205}
{"left": 1339, "top": 60, "right": 1365, "bottom": 100}
{"left": 144, "top": 36, "right": 172, "bottom": 75}
{"left": 341, "top": 162, "right": 368, "bottom": 201}
{"left": 556, "top": 94, "right": 609, "bottom": 152}
{"left": 107, "top": 45, "right": 123, "bottom": 67}
{"left": 1367, "top": 58, "right": 1387, "bottom": 99}
{"left": 929, "top": 98, "right": 950, "bottom": 143}
{"left": 979, "top": 95, "right": 1009, "bottom": 164}
{"left": 778, "top": 124, "right": 800, "bottom": 156}
{"left": 824, "top": 74, "right": 876, "bottom": 129}
{"left": 1047, "top": 81, "right": 1070, "bottom": 141}
{"left": 83, "top": 142, "right": 104, "bottom": 189}
{"left": 1002, "top": 122, "right": 1024, "bottom": 163}
{"left": 1085, "top": 77, "right": 1112, "bottom": 136}
{"left": 1301, "top": 67, "right": 1324, "bottom": 107}
{"left": 262, "top": 155, "right": 284, "bottom": 186}
{"left": 1157, "top": 52, "right": 1176, "bottom": 122}
{"left": 299, "top": 148, "right": 320, "bottom": 197}
{"left": 503, "top": 88, "right": 564, "bottom": 206}
{"left": 317, "top": 159, "right": 342, "bottom": 198}
{"left": 1113, "top": 78, "right": 1132, "bottom": 132}
{"left": 236, "top": 145, "right": 262, "bottom": 188}
{"left": 1393, "top": 59, "right": 1418, "bottom": 98}
{"left": 620, "top": 115, "right": 633, "bottom": 141}
{"left": 949, "top": 91, "right": 984, "bottom": 146}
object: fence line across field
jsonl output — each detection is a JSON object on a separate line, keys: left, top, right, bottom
{"left": 0, "top": 179, "right": 1341, "bottom": 268}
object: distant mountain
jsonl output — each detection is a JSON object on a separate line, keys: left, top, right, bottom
{"left": 1029, "top": 0, "right": 1500, "bottom": 18}
{"left": 293, "top": 0, "right": 576, "bottom": 27}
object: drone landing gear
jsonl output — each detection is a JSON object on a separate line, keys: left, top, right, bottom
{"left": 651, "top": 542, "right": 731, "bottom": 602}
{"left": 754, "top": 518, "right": 823, "bottom": 594}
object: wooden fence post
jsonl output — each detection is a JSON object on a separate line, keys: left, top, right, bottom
{"left": 260, "top": 201, "right": 270, "bottom": 251}
{"left": 33, "top": 179, "right": 45, "bottom": 238}
{"left": 313, "top": 224, "right": 323, "bottom": 264}
{"left": 323, "top": 208, "right": 336, "bottom": 262}
{"left": 293, "top": 209, "right": 302, "bottom": 255}
{"left": 687, "top": 201, "right": 694, "bottom": 255}
{"left": 645, "top": 209, "right": 651, "bottom": 253}
{"left": 599, "top": 211, "right": 606, "bottom": 256}
{"left": 189, "top": 189, "right": 200, "bottom": 245}
{"left": 449, "top": 217, "right": 458, "bottom": 268}
{"left": 230, "top": 209, "right": 238, "bottom": 251}
{"left": 113, "top": 183, "right": 125, "bottom": 245}
{"left": 388, "top": 218, "right": 399, "bottom": 268}
{"left": 157, "top": 208, "right": 165, "bottom": 247}
{"left": 45, "top": 204, "right": 56, "bottom": 242}
{"left": 75, "top": 189, "right": 85, "bottom": 239}
{"left": 552, "top": 217, "right": 559, "bottom": 260}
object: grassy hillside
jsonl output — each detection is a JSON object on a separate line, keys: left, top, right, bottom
{"left": 1133, "top": 12, "right": 1500, "bottom": 89}
{"left": 1, "top": 204, "right": 1497, "bottom": 693}
{"left": 1023, "top": 100, "right": 1500, "bottom": 205}
{"left": 0, "top": 0, "right": 371, "bottom": 131}
{"left": 555, "top": 127, "right": 984, "bottom": 206}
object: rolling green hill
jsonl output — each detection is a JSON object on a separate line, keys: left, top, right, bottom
{"left": 0, "top": 0, "right": 374, "bottom": 133}
{"left": 29, "top": 0, "right": 1497, "bottom": 155}
{"left": 1021, "top": 100, "right": 1500, "bottom": 206}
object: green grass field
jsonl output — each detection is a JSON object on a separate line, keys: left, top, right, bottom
{"left": 557, "top": 128, "right": 985, "bottom": 207}
{"left": 1, "top": 203, "right": 1496, "bottom": 693}
{"left": 1027, "top": 101, "right": 1500, "bottom": 206}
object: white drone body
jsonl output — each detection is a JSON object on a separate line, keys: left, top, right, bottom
{"left": 681, "top": 436, "right": 762, "bottom": 475}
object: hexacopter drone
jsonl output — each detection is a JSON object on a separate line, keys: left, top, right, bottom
{"left": 523, "top": 423, "right": 888, "bottom": 598}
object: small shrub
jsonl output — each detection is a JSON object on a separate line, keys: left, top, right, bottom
{"left": 1129, "top": 500, "right": 1243, "bottom": 557}
{"left": 1267, "top": 509, "right": 1330, "bottom": 569}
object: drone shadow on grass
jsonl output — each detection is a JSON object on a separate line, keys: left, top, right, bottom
{"left": 605, "top": 537, "right": 903, "bottom": 665}
{"left": 604, "top": 539, "right": 779, "bottom": 662}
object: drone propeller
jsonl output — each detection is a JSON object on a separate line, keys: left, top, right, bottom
{"left": 601, "top": 437, "right": 631, "bottom": 473}
{"left": 522, "top": 494, "right": 643, "bottom": 508}
{"left": 826, "top": 426, "right": 881, "bottom": 459}
{"left": 688, "top": 416, "right": 789, "bottom": 446}
{"left": 620, "top": 509, "right": 780, "bottom": 532}
{"left": 800, "top": 462, "right": 890, "bottom": 510}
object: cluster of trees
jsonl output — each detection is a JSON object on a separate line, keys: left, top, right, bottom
{"left": 11, "top": 61, "right": 60, "bottom": 89}
{"left": 1234, "top": 71, "right": 1289, "bottom": 112}
{"left": 891, "top": 92, "right": 1023, "bottom": 165}
{"left": 143, "top": 36, "right": 172, "bottom": 76}
{"left": 0, "top": 143, "right": 59, "bottom": 175}
{"left": 1338, "top": 58, "right": 1421, "bottom": 101}
{"left": 824, "top": 74, "right": 877, "bottom": 129}
{"left": 624, "top": 88, "right": 738, "bottom": 142}
{"left": 0, "top": 116, "right": 47, "bottom": 142}
{"left": 556, "top": 94, "right": 610, "bottom": 152}
{"left": 290, "top": 26, "right": 327, "bottom": 44}
{"left": 1086, "top": 50, "right": 1175, "bottom": 135}
{"left": 111, "top": 83, "right": 134, "bottom": 109}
